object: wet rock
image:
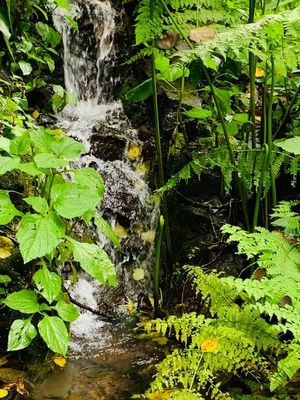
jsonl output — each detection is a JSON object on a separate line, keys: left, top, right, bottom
{"left": 90, "top": 133, "right": 126, "bottom": 161}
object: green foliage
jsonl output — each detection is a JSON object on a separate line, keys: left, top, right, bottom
{"left": 130, "top": 0, "right": 300, "bottom": 231}
{"left": 139, "top": 203, "right": 300, "bottom": 398}
{"left": 0, "top": 125, "right": 118, "bottom": 355}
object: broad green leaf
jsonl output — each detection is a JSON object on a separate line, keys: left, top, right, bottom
{"left": 33, "top": 267, "right": 62, "bottom": 304}
{"left": 50, "top": 137, "right": 85, "bottom": 161}
{"left": 67, "top": 237, "right": 116, "bottom": 286}
{"left": 94, "top": 214, "right": 121, "bottom": 250}
{"left": 35, "top": 22, "right": 61, "bottom": 47}
{"left": 72, "top": 167, "right": 105, "bottom": 200}
{"left": 52, "top": 84, "right": 64, "bottom": 97}
{"left": 55, "top": 300, "right": 79, "bottom": 322}
{"left": 0, "top": 14, "right": 10, "bottom": 38}
{"left": 16, "top": 212, "right": 64, "bottom": 263}
{"left": 29, "top": 127, "right": 55, "bottom": 153}
{"left": 7, "top": 319, "right": 37, "bottom": 351}
{"left": 34, "top": 153, "right": 69, "bottom": 169}
{"left": 10, "top": 133, "right": 30, "bottom": 155}
{"left": 276, "top": 137, "right": 300, "bottom": 155}
{"left": 213, "top": 86, "right": 233, "bottom": 114}
{"left": 24, "top": 196, "right": 49, "bottom": 215}
{"left": 38, "top": 315, "right": 69, "bottom": 356}
{"left": 44, "top": 54, "right": 55, "bottom": 73}
{"left": 0, "top": 275, "right": 11, "bottom": 285}
{"left": 3, "top": 290, "right": 39, "bottom": 313}
{"left": 19, "top": 61, "right": 32, "bottom": 76}
{"left": 184, "top": 108, "right": 213, "bottom": 119}
{"left": 52, "top": 183, "right": 101, "bottom": 219}
{"left": 125, "top": 79, "right": 152, "bottom": 102}
{"left": 53, "top": 0, "right": 71, "bottom": 11}
{"left": 0, "top": 156, "right": 20, "bottom": 174}
{"left": 0, "top": 136, "right": 10, "bottom": 153}
{"left": 0, "top": 192, "right": 23, "bottom": 224}
{"left": 18, "top": 162, "right": 44, "bottom": 176}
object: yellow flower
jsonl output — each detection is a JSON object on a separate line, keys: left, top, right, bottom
{"left": 128, "top": 144, "right": 142, "bottom": 159}
{"left": 200, "top": 338, "right": 218, "bottom": 352}
{"left": 255, "top": 67, "right": 265, "bottom": 78}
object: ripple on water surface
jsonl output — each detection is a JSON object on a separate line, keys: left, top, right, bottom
{"left": 33, "top": 335, "right": 164, "bottom": 400}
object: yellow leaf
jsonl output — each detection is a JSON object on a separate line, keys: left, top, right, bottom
{"left": 32, "top": 110, "right": 40, "bottom": 119}
{"left": 0, "top": 389, "right": 8, "bottom": 398}
{"left": 148, "top": 390, "right": 172, "bottom": 399}
{"left": 132, "top": 268, "right": 145, "bottom": 281}
{"left": 135, "top": 161, "right": 150, "bottom": 174}
{"left": 0, "top": 358, "right": 7, "bottom": 367}
{"left": 255, "top": 67, "right": 265, "bottom": 78}
{"left": 114, "top": 224, "right": 128, "bottom": 239}
{"left": 54, "top": 356, "right": 67, "bottom": 368}
{"left": 141, "top": 230, "right": 156, "bottom": 243}
{"left": 200, "top": 338, "right": 218, "bottom": 352}
{"left": 0, "top": 236, "right": 14, "bottom": 259}
{"left": 189, "top": 26, "right": 215, "bottom": 43}
{"left": 128, "top": 144, "right": 142, "bottom": 159}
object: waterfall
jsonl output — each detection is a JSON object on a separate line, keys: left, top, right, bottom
{"left": 53, "top": 0, "right": 158, "bottom": 356}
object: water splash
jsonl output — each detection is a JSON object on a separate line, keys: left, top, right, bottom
{"left": 53, "top": 0, "right": 158, "bottom": 355}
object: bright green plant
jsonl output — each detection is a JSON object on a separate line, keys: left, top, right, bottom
{"left": 137, "top": 201, "right": 300, "bottom": 399}
{"left": 0, "top": 125, "right": 120, "bottom": 356}
{"left": 128, "top": 0, "right": 300, "bottom": 230}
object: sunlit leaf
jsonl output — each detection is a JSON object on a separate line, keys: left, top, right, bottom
{"left": 38, "top": 315, "right": 69, "bottom": 356}
{"left": 3, "top": 290, "right": 39, "bottom": 314}
{"left": 7, "top": 319, "right": 37, "bottom": 351}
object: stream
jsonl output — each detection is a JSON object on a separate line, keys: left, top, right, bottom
{"left": 32, "top": 0, "right": 159, "bottom": 398}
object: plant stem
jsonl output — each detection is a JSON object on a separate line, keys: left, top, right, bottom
{"left": 150, "top": 0, "right": 173, "bottom": 263}
{"left": 249, "top": 0, "right": 256, "bottom": 148}
{"left": 160, "top": 0, "right": 250, "bottom": 229}
{"left": 267, "top": 56, "right": 277, "bottom": 207}
{"left": 273, "top": 84, "right": 300, "bottom": 139}
{"left": 252, "top": 144, "right": 269, "bottom": 231}
{"left": 154, "top": 215, "right": 164, "bottom": 314}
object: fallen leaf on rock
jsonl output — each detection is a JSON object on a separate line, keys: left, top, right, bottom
{"left": 189, "top": 26, "right": 215, "bottom": 43}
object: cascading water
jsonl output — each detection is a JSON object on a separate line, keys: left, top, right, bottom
{"left": 53, "top": 0, "right": 158, "bottom": 356}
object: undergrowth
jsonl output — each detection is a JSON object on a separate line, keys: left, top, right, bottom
{"left": 137, "top": 201, "right": 300, "bottom": 399}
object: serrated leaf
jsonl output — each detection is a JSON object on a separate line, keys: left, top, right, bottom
{"left": 38, "top": 315, "right": 69, "bottom": 356}
{"left": 24, "top": 196, "right": 49, "bottom": 215}
{"left": 0, "top": 192, "right": 23, "bottom": 224}
{"left": 55, "top": 300, "right": 79, "bottom": 322}
{"left": 67, "top": 237, "right": 116, "bottom": 286}
{"left": 94, "top": 214, "right": 121, "bottom": 249}
{"left": 50, "top": 137, "right": 85, "bottom": 161}
{"left": 16, "top": 212, "right": 64, "bottom": 263}
{"left": 7, "top": 319, "right": 37, "bottom": 351}
{"left": 0, "top": 156, "right": 20, "bottom": 174}
{"left": 3, "top": 290, "right": 39, "bottom": 313}
{"left": 34, "top": 153, "right": 69, "bottom": 169}
{"left": 38, "top": 315, "right": 70, "bottom": 356}
{"left": 72, "top": 167, "right": 105, "bottom": 200}
{"left": 52, "top": 183, "right": 101, "bottom": 219}
{"left": 33, "top": 267, "right": 62, "bottom": 304}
